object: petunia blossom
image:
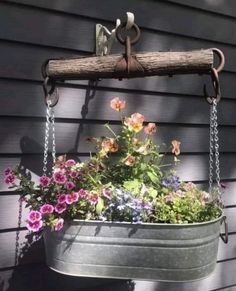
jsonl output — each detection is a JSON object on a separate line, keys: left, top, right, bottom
{"left": 110, "top": 97, "right": 126, "bottom": 111}
{"left": 40, "top": 204, "right": 54, "bottom": 214}
{"left": 53, "top": 170, "right": 66, "bottom": 185}
{"left": 27, "top": 210, "right": 42, "bottom": 223}
{"left": 88, "top": 194, "right": 99, "bottom": 205}
{"left": 54, "top": 218, "right": 64, "bottom": 231}
{"left": 26, "top": 220, "right": 43, "bottom": 232}
{"left": 65, "top": 159, "right": 76, "bottom": 167}
{"left": 103, "top": 189, "right": 112, "bottom": 200}
{"left": 4, "top": 174, "right": 15, "bottom": 185}
{"left": 144, "top": 123, "right": 157, "bottom": 135}
{"left": 39, "top": 175, "right": 50, "bottom": 187}
{"left": 69, "top": 170, "right": 79, "bottom": 178}
{"left": 65, "top": 181, "right": 75, "bottom": 190}
{"left": 57, "top": 194, "right": 66, "bottom": 204}
{"left": 55, "top": 203, "right": 67, "bottom": 214}
{"left": 171, "top": 140, "right": 181, "bottom": 156}
{"left": 4, "top": 168, "right": 12, "bottom": 176}
{"left": 78, "top": 189, "right": 87, "bottom": 198}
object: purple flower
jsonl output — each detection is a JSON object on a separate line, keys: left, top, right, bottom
{"left": 162, "top": 175, "right": 180, "bottom": 190}
{"left": 54, "top": 218, "right": 64, "bottom": 231}
{"left": 26, "top": 220, "right": 43, "bottom": 232}
{"left": 39, "top": 175, "right": 50, "bottom": 187}
{"left": 40, "top": 204, "right": 54, "bottom": 214}
{"left": 4, "top": 174, "right": 15, "bottom": 185}
{"left": 55, "top": 203, "right": 67, "bottom": 214}
{"left": 53, "top": 170, "right": 66, "bottom": 185}
{"left": 27, "top": 210, "right": 42, "bottom": 223}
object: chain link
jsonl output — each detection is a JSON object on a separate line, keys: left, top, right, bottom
{"left": 15, "top": 197, "right": 23, "bottom": 265}
{"left": 43, "top": 100, "right": 56, "bottom": 175}
{"left": 209, "top": 98, "right": 221, "bottom": 201}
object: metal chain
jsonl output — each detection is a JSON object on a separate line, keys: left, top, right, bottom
{"left": 15, "top": 197, "right": 23, "bottom": 265}
{"left": 209, "top": 98, "right": 221, "bottom": 201}
{"left": 43, "top": 100, "right": 56, "bottom": 175}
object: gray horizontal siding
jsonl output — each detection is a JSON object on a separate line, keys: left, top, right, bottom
{"left": 0, "top": 0, "right": 236, "bottom": 290}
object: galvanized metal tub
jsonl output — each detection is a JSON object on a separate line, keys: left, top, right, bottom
{"left": 44, "top": 216, "right": 222, "bottom": 282}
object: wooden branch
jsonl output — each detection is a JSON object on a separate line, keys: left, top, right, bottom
{"left": 46, "top": 49, "right": 213, "bottom": 80}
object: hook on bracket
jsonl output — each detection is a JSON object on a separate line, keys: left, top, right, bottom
{"left": 95, "top": 12, "right": 135, "bottom": 56}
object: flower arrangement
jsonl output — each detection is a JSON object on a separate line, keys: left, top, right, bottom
{"left": 4, "top": 98, "right": 221, "bottom": 232}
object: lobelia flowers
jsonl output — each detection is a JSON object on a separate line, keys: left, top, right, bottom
{"left": 4, "top": 97, "right": 222, "bottom": 233}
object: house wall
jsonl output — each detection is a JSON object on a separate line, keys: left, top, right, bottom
{"left": 0, "top": 1, "right": 236, "bottom": 290}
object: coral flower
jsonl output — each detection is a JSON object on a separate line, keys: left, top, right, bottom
{"left": 124, "top": 113, "right": 144, "bottom": 133}
{"left": 124, "top": 155, "right": 136, "bottom": 167}
{"left": 26, "top": 220, "right": 43, "bottom": 232}
{"left": 144, "top": 123, "right": 157, "bottom": 135}
{"left": 40, "top": 204, "right": 54, "bottom": 214}
{"left": 54, "top": 218, "right": 64, "bottom": 231}
{"left": 27, "top": 210, "right": 42, "bottom": 223}
{"left": 171, "top": 140, "right": 181, "bottom": 156}
{"left": 110, "top": 97, "right": 126, "bottom": 111}
{"left": 53, "top": 170, "right": 66, "bottom": 185}
{"left": 101, "top": 138, "right": 118, "bottom": 153}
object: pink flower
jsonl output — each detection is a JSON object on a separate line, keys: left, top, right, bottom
{"left": 65, "top": 181, "right": 75, "bottom": 190}
{"left": 69, "top": 171, "right": 79, "bottom": 178}
{"left": 103, "top": 189, "right": 112, "bottom": 200}
{"left": 124, "top": 113, "right": 145, "bottom": 133}
{"left": 65, "top": 159, "right": 76, "bottom": 167}
{"left": 27, "top": 210, "right": 42, "bottom": 223}
{"left": 144, "top": 123, "right": 157, "bottom": 135}
{"left": 54, "top": 218, "right": 64, "bottom": 231}
{"left": 40, "top": 204, "right": 54, "bottom": 214}
{"left": 26, "top": 220, "right": 43, "bottom": 232}
{"left": 78, "top": 189, "right": 87, "bottom": 198}
{"left": 65, "top": 194, "right": 74, "bottom": 204}
{"left": 110, "top": 97, "right": 126, "bottom": 111}
{"left": 88, "top": 194, "right": 99, "bottom": 205}
{"left": 53, "top": 170, "right": 66, "bottom": 185}
{"left": 39, "top": 175, "right": 50, "bottom": 187}
{"left": 4, "top": 174, "right": 15, "bottom": 185}
{"left": 57, "top": 194, "right": 66, "bottom": 204}
{"left": 4, "top": 168, "right": 12, "bottom": 176}
{"left": 164, "top": 194, "right": 173, "bottom": 203}
{"left": 55, "top": 203, "right": 67, "bottom": 214}
{"left": 71, "top": 192, "right": 79, "bottom": 202}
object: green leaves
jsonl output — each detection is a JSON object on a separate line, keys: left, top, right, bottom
{"left": 95, "top": 198, "right": 104, "bottom": 215}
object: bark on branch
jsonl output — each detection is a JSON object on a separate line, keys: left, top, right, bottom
{"left": 46, "top": 49, "right": 213, "bottom": 80}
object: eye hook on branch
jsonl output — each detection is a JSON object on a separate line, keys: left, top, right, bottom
{"left": 204, "top": 67, "right": 221, "bottom": 104}
{"left": 42, "top": 61, "right": 59, "bottom": 107}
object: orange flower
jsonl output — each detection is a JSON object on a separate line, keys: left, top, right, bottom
{"left": 171, "top": 140, "right": 181, "bottom": 156}
{"left": 144, "top": 123, "right": 157, "bottom": 135}
{"left": 124, "top": 155, "right": 136, "bottom": 166}
{"left": 124, "top": 113, "right": 145, "bottom": 133}
{"left": 101, "top": 138, "right": 118, "bottom": 154}
{"left": 110, "top": 97, "right": 126, "bottom": 111}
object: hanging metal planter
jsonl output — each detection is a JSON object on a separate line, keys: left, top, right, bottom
{"left": 44, "top": 216, "right": 227, "bottom": 281}
{"left": 39, "top": 14, "right": 228, "bottom": 282}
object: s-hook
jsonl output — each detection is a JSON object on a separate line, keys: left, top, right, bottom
{"left": 204, "top": 48, "right": 225, "bottom": 104}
